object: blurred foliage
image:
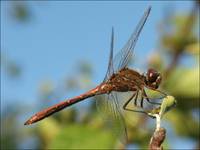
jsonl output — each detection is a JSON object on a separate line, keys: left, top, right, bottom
{"left": 164, "top": 67, "right": 199, "bottom": 99}
{"left": 10, "top": 1, "right": 32, "bottom": 22}
{"left": 185, "top": 42, "right": 200, "bottom": 55}
{"left": 47, "top": 124, "right": 115, "bottom": 149}
{"left": 1, "top": 104, "right": 26, "bottom": 149}
{"left": 1, "top": 52, "right": 21, "bottom": 78}
{"left": 147, "top": 3, "right": 200, "bottom": 149}
{"left": 1, "top": 1, "right": 199, "bottom": 150}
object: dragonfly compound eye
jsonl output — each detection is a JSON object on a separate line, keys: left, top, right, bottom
{"left": 146, "top": 68, "right": 162, "bottom": 89}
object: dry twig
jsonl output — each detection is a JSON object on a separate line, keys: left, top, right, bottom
{"left": 149, "top": 127, "right": 166, "bottom": 150}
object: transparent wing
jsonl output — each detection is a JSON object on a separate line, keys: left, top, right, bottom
{"left": 113, "top": 91, "right": 136, "bottom": 110}
{"left": 110, "top": 93, "right": 128, "bottom": 143}
{"left": 96, "top": 93, "right": 127, "bottom": 144}
{"left": 103, "top": 27, "right": 114, "bottom": 82}
{"left": 113, "top": 6, "right": 151, "bottom": 72}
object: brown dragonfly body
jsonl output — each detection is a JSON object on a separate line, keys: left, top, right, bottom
{"left": 25, "top": 67, "right": 161, "bottom": 125}
{"left": 24, "top": 6, "right": 166, "bottom": 142}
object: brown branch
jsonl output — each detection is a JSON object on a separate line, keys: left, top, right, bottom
{"left": 149, "top": 128, "right": 166, "bottom": 150}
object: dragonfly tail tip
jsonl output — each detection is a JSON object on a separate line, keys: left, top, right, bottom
{"left": 24, "top": 116, "right": 36, "bottom": 125}
{"left": 24, "top": 120, "right": 32, "bottom": 125}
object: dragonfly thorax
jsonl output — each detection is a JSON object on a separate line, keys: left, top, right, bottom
{"left": 105, "top": 68, "right": 145, "bottom": 92}
{"left": 144, "top": 68, "right": 162, "bottom": 89}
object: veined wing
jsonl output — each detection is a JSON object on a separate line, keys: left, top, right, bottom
{"left": 114, "top": 6, "right": 151, "bottom": 72}
{"left": 103, "top": 27, "right": 114, "bottom": 82}
{"left": 96, "top": 93, "right": 127, "bottom": 144}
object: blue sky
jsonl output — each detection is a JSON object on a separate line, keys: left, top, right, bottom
{"left": 1, "top": 0, "right": 195, "bottom": 115}
{"left": 1, "top": 1, "right": 193, "bottom": 107}
{"left": 1, "top": 1, "right": 196, "bottom": 149}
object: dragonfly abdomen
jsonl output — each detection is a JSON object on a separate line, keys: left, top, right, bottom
{"left": 24, "top": 85, "right": 104, "bottom": 125}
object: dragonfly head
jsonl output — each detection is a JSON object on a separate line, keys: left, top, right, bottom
{"left": 145, "top": 68, "right": 162, "bottom": 89}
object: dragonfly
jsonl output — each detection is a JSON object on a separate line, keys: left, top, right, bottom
{"left": 24, "top": 6, "right": 166, "bottom": 142}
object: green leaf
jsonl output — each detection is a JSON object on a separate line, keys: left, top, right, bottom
{"left": 159, "top": 96, "right": 177, "bottom": 118}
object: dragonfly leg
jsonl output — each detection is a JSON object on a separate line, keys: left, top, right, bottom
{"left": 154, "top": 89, "right": 167, "bottom": 97}
{"left": 123, "top": 91, "right": 148, "bottom": 115}
{"left": 134, "top": 91, "right": 138, "bottom": 106}
{"left": 140, "top": 94, "right": 144, "bottom": 107}
{"left": 142, "top": 89, "right": 161, "bottom": 105}
{"left": 148, "top": 88, "right": 167, "bottom": 99}
{"left": 123, "top": 92, "right": 137, "bottom": 110}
